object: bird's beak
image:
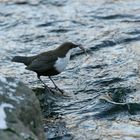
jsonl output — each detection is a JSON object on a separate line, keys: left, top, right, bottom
{"left": 78, "top": 45, "right": 87, "bottom": 56}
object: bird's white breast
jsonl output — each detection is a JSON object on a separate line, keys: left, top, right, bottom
{"left": 54, "top": 50, "right": 71, "bottom": 73}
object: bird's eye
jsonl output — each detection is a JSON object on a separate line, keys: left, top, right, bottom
{"left": 74, "top": 44, "right": 79, "bottom": 48}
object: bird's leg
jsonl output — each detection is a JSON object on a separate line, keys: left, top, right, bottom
{"left": 48, "top": 76, "right": 64, "bottom": 94}
{"left": 37, "top": 75, "right": 54, "bottom": 93}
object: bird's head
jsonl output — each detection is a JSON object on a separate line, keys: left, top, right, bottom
{"left": 59, "top": 42, "right": 87, "bottom": 56}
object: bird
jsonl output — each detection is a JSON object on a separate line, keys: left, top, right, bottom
{"left": 12, "top": 42, "right": 87, "bottom": 94}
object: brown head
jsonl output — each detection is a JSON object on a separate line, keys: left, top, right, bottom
{"left": 56, "top": 42, "right": 87, "bottom": 57}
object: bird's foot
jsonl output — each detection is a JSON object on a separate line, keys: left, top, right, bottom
{"left": 43, "top": 84, "right": 64, "bottom": 95}
{"left": 55, "top": 87, "right": 64, "bottom": 94}
{"left": 43, "top": 85, "right": 55, "bottom": 94}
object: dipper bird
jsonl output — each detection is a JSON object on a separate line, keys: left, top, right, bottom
{"left": 12, "top": 42, "right": 87, "bottom": 93}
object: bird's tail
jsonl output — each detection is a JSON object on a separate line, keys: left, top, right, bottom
{"left": 12, "top": 56, "right": 30, "bottom": 65}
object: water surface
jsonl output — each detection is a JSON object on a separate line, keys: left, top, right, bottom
{"left": 1, "top": 0, "right": 140, "bottom": 139}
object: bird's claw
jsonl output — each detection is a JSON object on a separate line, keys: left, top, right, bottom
{"left": 55, "top": 87, "right": 64, "bottom": 94}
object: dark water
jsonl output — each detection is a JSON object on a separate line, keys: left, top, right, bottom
{"left": 1, "top": 0, "right": 140, "bottom": 139}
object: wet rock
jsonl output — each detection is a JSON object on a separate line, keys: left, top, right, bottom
{"left": 33, "top": 87, "right": 71, "bottom": 118}
{"left": 0, "top": 75, "right": 45, "bottom": 140}
{"left": 33, "top": 88, "right": 72, "bottom": 139}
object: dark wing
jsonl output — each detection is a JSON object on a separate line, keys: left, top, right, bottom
{"left": 26, "top": 51, "right": 57, "bottom": 73}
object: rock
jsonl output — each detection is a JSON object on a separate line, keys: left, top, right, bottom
{"left": 0, "top": 75, "right": 45, "bottom": 140}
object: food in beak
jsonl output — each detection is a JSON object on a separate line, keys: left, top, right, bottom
{"left": 78, "top": 45, "right": 88, "bottom": 56}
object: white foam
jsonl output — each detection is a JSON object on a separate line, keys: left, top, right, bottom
{"left": 0, "top": 103, "right": 13, "bottom": 129}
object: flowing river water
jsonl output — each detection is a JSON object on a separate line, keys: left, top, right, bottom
{"left": 1, "top": 0, "right": 140, "bottom": 139}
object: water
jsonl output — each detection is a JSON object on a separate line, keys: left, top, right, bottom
{"left": 1, "top": 0, "right": 140, "bottom": 139}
